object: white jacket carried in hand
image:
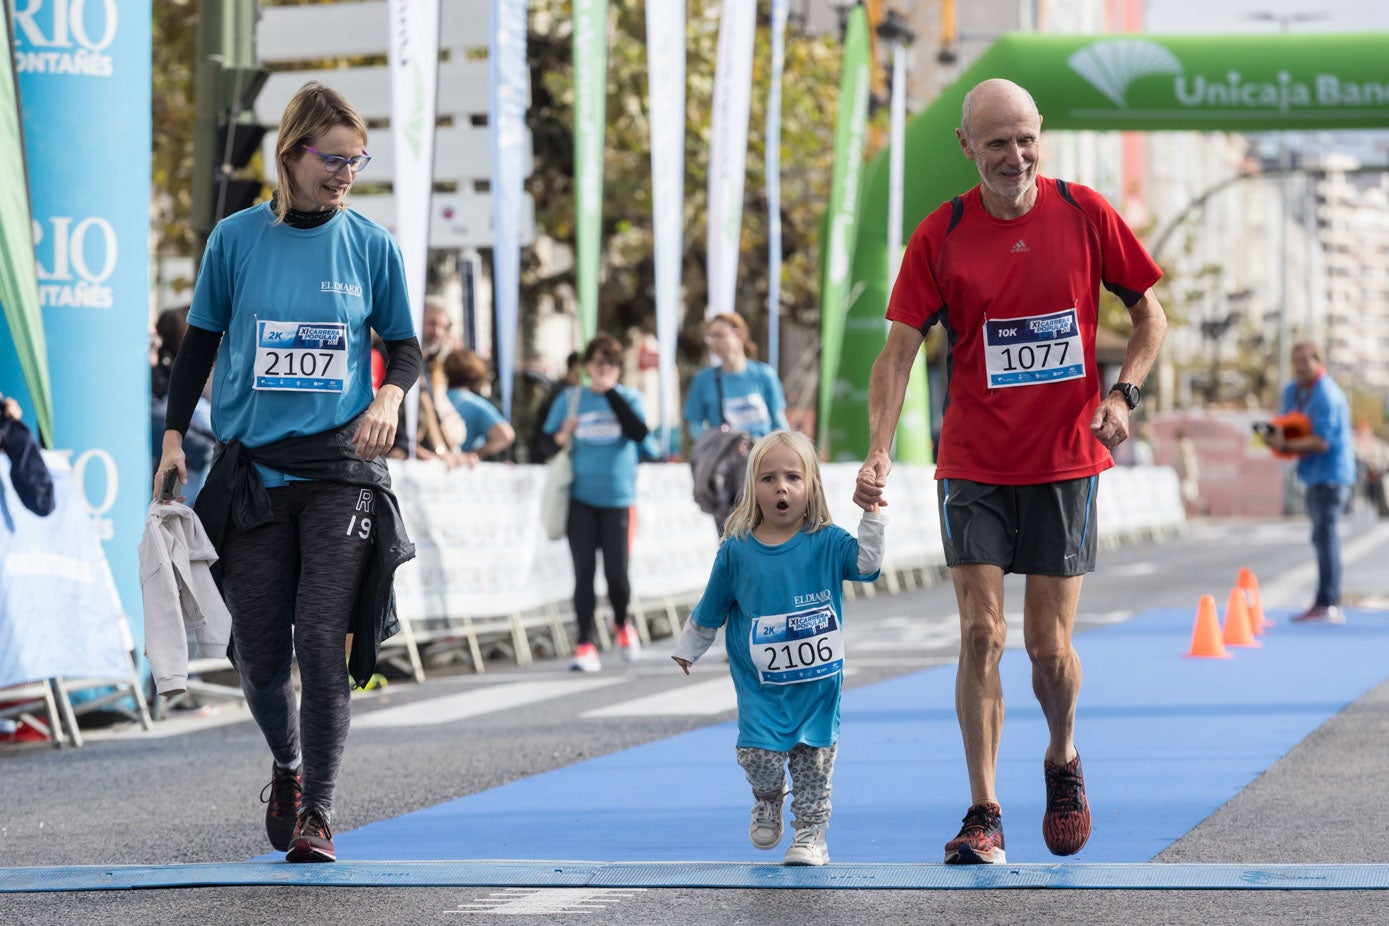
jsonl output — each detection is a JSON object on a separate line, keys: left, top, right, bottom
{"left": 138, "top": 501, "right": 232, "bottom": 695}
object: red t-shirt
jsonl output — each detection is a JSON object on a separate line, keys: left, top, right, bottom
{"left": 887, "top": 177, "right": 1161, "bottom": 484}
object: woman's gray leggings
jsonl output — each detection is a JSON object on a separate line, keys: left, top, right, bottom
{"left": 219, "top": 480, "right": 374, "bottom": 816}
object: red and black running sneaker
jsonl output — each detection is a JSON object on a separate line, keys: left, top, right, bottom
{"left": 943, "top": 801, "right": 1006, "bottom": 864}
{"left": 260, "top": 763, "right": 302, "bottom": 852}
{"left": 1042, "top": 753, "right": 1092, "bottom": 856}
{"left": 285, "top": 806, "right": 336, "bottom": 863}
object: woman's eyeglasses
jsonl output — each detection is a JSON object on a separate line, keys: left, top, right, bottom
{"left": 303, "top": 145, "right": 371, "bottom": 174}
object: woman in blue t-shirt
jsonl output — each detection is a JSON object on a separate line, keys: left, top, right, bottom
{"left": 683, "top": 312, "right": 789, "bottom": 441}
{"left": 544, "top": 333, "right": 656, "bottom": 672}
{"left": 153, "top": 81, "right": 422, "bottom": 866}
{"left": 442, "top": 347, "right": 516, "bottom": 463}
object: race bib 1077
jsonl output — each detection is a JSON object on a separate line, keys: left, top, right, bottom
{"left": 749, "top": 603, "right": 844, "bottom": 686}
{"left": 982, "top": 308, "right": 1085, "bottom": 389}
{"left": 253, "top": 320, "right": 348, "bottom": 392}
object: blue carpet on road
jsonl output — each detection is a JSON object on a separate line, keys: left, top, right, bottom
{"left": 327, "top": 607, "right": 1389, "bottom": 865}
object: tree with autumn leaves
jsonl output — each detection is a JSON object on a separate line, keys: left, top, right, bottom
{"left": 153, "top": 0, "right": 860, "bottom": 390}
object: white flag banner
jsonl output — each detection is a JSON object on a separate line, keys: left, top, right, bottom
{"left": 887, "top": 42, "right": 907, "bottom": 290}
{"left": 646, "top": 0, "right": 686, "bottom": 457}
{"left": 388, "top": 0, "right": 441, "bottom": 449}
{"left": 704, "top": 0, "right": 755, "bottom": 320}
{"left": 491, "top": 0, "right": 528, "bottom": 419}
{"left": 764, "top": 0, "right": 789, "bottom": 371}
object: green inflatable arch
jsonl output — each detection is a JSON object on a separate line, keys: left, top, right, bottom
{"left": 829, "top": 32, "right": 1389, "bottom": 462}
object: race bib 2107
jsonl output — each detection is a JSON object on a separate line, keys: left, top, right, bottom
{"left": 253, "top": 320, "right": 348, "bottom": 392}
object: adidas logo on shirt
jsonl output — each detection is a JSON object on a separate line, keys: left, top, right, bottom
{"left": 1010, "top": 239, "right": 1030, "bottom": 253}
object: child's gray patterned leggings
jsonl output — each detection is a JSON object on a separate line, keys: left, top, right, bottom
{"left": 736, "top": 743, "right": 837, "bottom": 827}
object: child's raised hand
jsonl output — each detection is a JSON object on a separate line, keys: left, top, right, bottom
{"left": 672, "top": 656, "right": 692, "bottom": 676}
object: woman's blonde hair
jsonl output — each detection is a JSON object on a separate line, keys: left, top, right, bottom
{"left": 722, "top": 430, "right": 832, "bottom": 540}
{"left": 272, "top": 81, "right": 368, "bottom": 225}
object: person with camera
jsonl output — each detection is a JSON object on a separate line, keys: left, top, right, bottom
{"left": 1265, "top": 341, "right": 1355, "bottom": 624}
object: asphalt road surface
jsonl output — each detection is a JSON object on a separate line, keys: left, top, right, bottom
{"left": 3, "top": 511, "right": 1389, "bottom": 925}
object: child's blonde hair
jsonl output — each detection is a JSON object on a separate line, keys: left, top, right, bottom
{"left": 722, "top": 431, "right": 832, "bottom": 540}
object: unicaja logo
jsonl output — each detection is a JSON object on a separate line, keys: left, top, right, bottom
{"left": 1069, "top": 38, "right": 1389, "bottom": 113}
{"left": 1068, "top": 39, "right": 1183, "bottom": 107}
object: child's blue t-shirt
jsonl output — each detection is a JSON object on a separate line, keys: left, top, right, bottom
{"left": 691, "top": 524, "right": 881, "bottom": 751}
{"left": 188, "top": 204, "right": 415, "bottom": 485}
{"left": 542, "top": 384, "right": 652, "bottom": 508}
{"left": 446, "top": 388, "right": 507, "bottom": 454}
{"left": 683, "top": 361, "right": 789, "bottom": 439}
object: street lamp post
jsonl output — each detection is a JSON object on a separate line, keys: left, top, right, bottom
{"left": 1243, "top": 10, "right": 1330, "bottom": 390}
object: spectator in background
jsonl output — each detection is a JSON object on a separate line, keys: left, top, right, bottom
{"left": 511, "top": 349, "right": 555, "bottom": 463}
{"left": 0, "top": 394, "right": 54, "bottom": 517}
{"left": 151, "top": 306, "right": 216, "bottom": 503}
{"left": 442, "top": 347, "right": 516, "bottom": 464}
{"left": 1129, "top": 422, "right": 1155, "bottom": 466}
{"left": 543, "top": 333, "right": 657, "bottom": 672}
{"left": 1269, "top": 340, "right": 1356, "bottom": 624}
{"left": 531, "top": 351, "right": 581, "bottom": 464}
{"left": 370, "top": 332, "right": 388, "bottom": 392}
{"left": 683, "top": 312, "right": 789, "bottom": 441}
{"left": 1174, "top": 428, "right": 1208, "bottom": 516}
{"left": 1353, "top": 423, "right": 1389, "bottom": 519}
{"left": 388, "top": 297, "right": 468, "bottom": 467}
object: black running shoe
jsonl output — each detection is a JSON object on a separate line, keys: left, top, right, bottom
{"left": 944, "top": 801, "right": 1006, "bottom": 864}
{"left": 286, "top": 806, "right": 336, "bottom": 863}
{"left": 260, "top": 763, "right": 302, "bottom": 852}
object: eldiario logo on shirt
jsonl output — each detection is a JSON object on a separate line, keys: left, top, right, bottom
{"left": 320, "top": 281, "right": 364, "bottom": 298}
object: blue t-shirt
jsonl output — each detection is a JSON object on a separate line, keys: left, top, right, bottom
{"left": 1280, "top": 373, "right": 1355, "bottom": 487}
{"left": 683, "top": 361, "right": 788, "bottom": 439}
{"left": 188, "top": 204, "right": 415, "bottom": 485}
{"left": 542, "top": 384, "right": 653, "bottom": 508}
{"left": 446, "top": 388, "right": 507, "bottom": 454}
{"left": 691, "top": 525, "right": 881, "bottom": 751}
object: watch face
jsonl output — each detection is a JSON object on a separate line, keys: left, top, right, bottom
{"left": 1113, "top": 384, "right": 1140, "bottom": 409}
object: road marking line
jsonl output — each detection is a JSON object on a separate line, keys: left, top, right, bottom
{"left": 354, "top": 677, "right": 621, "bottom": 728}
{"left": 583, "top": 668, "right": 864, "bottom": 718}
{"left": 1258, "top": 521, "right": 1389, "bottom": 608}
{"left": 581, "top": 675, "right": 736, "bottom": 718}
{"left": 446, "top": 887, "right": 647, "bottom": 915}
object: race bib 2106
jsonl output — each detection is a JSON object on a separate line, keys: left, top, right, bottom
{"left": 749, "top": 604, "right": 844, "bottom": 686}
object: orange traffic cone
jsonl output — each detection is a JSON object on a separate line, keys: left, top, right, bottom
{"left": 1186, "top": 594, "right": 1232, "bottom": 659}
{"left": 1238, "top": 567, "right": 1270, "bottom": 634}
{"left": 1222, "top": 587, "right": 1260, "bottom": 648}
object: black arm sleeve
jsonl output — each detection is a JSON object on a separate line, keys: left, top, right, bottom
{"left": 605, "top": 389, "right": 649, "bottom": 443}
{"left": 381, "top": 336, "right": 424, "bottom": 393}
{"left": 164, "top": 324, "right": 221, "bottom": 436}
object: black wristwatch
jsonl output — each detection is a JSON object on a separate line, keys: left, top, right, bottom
{"left": 1109, "top": 382, "right": 1142, "bottom": 411}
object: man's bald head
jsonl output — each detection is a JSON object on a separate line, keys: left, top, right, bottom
{"left": 960, "top": 79, "right": 1040, "bottom": 139}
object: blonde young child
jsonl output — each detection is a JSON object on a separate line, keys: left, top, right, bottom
{"left": 672, "top": 431, "right": 886, "bottom": 866}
